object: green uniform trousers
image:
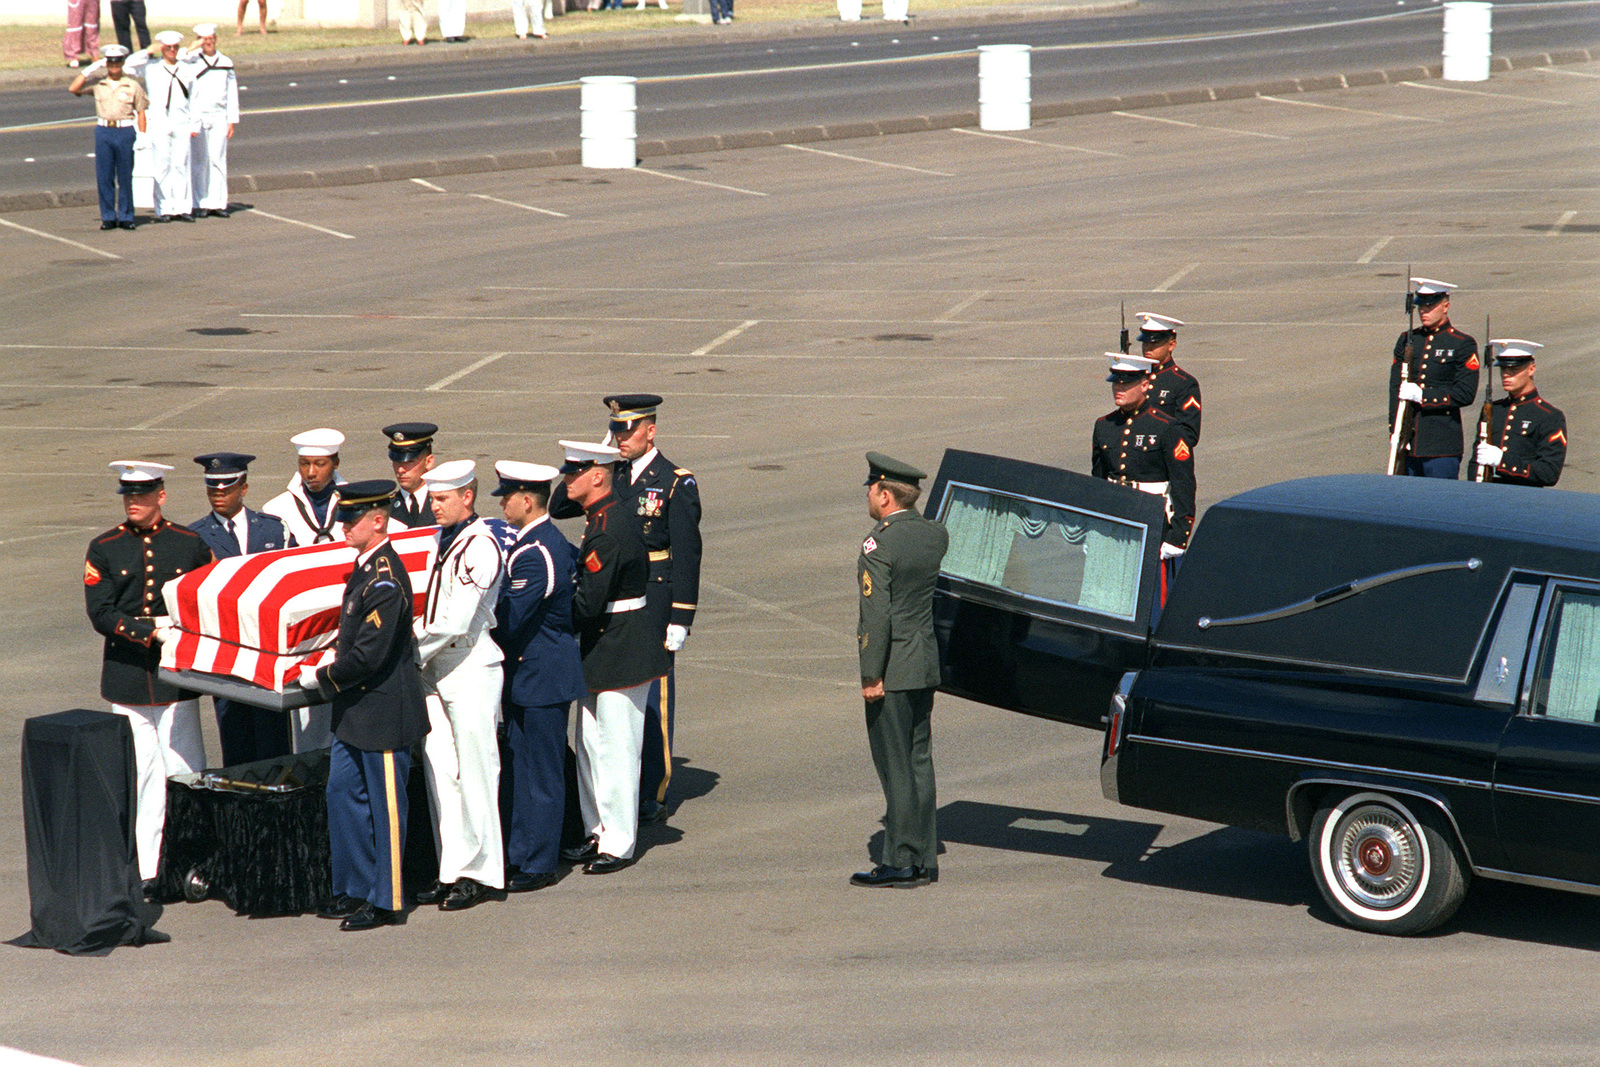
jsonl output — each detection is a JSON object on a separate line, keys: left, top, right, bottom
{"left": 865, "top": 687, "right": 937, "bottom": 869}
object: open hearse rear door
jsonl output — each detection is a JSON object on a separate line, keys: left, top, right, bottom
{"left": 925, "top": 449, "right": 1166, "bottom": 729}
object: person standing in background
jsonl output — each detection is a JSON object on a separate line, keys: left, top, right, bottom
{"left": 64, "top": 0, "right": 101, "bottom": 67}
{"left": 68, "top": 44, "right": 146, "bottom": 231}
{"left": 184, "top": 24, "right": 238, "bottom": 219}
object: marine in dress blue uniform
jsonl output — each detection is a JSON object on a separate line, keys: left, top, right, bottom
{"left": 384, "top": 422, "right": 438, "bottom": 529}
{"left": 299, "top": 480, "right": 430, "bottom": 931}
{"left": 1134, "top": 312, "right": 1202, "bottom": 447}
{"left": 1390, "top": 278, "right": 1480, "bottom": 480}
{"left": 1473, "top": 340, "right": 1567, "bottom": 488}
{"left": 188, "top": 451, "right": 292, "bottom": 766}
{"left": 489, "top": 461, "right": 586, "bottom": 891}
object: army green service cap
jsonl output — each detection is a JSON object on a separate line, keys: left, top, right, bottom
{"left": 864, "top": 451, "right": 927, "bottom": 487}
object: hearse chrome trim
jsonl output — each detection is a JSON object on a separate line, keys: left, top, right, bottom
{"left": 1488, "top": 782, "right": 1600, "bottom": 806}
{"left": 1197, "top": 558, "right": 1482, "bottom": 630}
{"left": 1126, "top": 734, "right": 1493, "bottom": 792}
{"left": 1284, "top": 777, "right": 1475, "bottom": 867}
{"left": 1473, "top": 867, "right": 1600, "bottom": 896}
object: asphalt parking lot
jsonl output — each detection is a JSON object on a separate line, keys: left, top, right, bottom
{"left": 1, "top": 62, "right": 1598, "bottom": 1064}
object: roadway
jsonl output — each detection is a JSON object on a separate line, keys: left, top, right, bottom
{"left": 2, "top": 0, "right": 1598, "bottom": 199}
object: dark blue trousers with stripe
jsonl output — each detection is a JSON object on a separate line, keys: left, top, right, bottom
{"left": 327, "top": 739, "right": 411, "bottom": 912}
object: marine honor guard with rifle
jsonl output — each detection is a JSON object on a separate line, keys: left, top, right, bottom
{"left": 1131, "top": 312, "right": 1201, "bottom": 446}
{"left": 1473, "top": 340, "right": 1567, "bottom": 487}
{"left": 1388, "top": 277, "right": 1480, "bottom": 479}
{"left": 1092, "top": 353, "right": 1197, "bottom": 560}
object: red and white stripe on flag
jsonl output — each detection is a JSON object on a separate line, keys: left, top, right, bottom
{"left": 159, "top": 527, "right": 439, "bottom": 691}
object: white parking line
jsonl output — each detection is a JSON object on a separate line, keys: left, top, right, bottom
{"left": 131, "top": 386, "right": 234, "bottom": 430}
{"left": 469, "top": 193, "right": 569, "bottom": 218}
{"left": 0, "top": 527, "right": 101, "bottom": 549}
{"left": 634, "top": 167, "right": 768, "bottom": 197}
{"left": 237, "top": 206, "right": 355, "bottom": 239}
{"left": 1400, "top": 81, "right": 1571, "bottom": 106}
{"left": 1152, "top": 263, "right": 1200, "bottom": 292}
{"left": 784, "top": 143, "right": 954, "bottom": 176}
{"left": 1256, "top": 94, "right": 1439, "bottom": 123}
{"left": 0, "top": 217, "right": 122, "bottom": 260}
{"left": 950, "top": 127, "right": 1125, "bottom": 158}
{"left": 692, "top": 320, "right": 759, "bottom": 356}
{"left": 1534, "top": 67, "right": 1600, "bottom": 79}
{"left": 1112, "top": 110, "right": 1291, "bottom": 141}
{"left": 1357, "top": 235, "right": 1394, "bottom": 264}
{"left": 426, "top": 352, "right": 505, "bottom": 391}
{"left": 1549, "top": 210, "right": 1578, "bottom": 236}
{"left": 409, "top": 178, "right": 447, "bottom": 192}
{"left": 937, "top": 290, "right": 988, "bottom": 320}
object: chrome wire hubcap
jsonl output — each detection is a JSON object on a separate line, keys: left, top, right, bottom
{"left": 1334, "top": 807, "right": 1420, "bottom": 909}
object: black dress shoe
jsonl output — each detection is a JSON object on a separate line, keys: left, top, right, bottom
{"left": 508, "top": 870, "right": 558, "bottom": 893}
{"left": 849, "top": 865, "right": 922, "bottom": 888}
{"left": 118, "top": 221, "right": 136, "bottom": 230}
{"left": 176, "top": 213, "right": 195, "bottom": 222}
{"left": 639, "top": 799, "right": 668, "bottom": 824}
{"left": 583, "top": 853, "right": 635, "bottom": 875}
{"left": 440, "top": 878, "right": 502, "bottom": 911}
{"left": 207, "top": 208, "right": 229, "bottom": 218}
{"left": 100, "top": 221, "right": 116, "bottom": 230}
{"left": 914, "top": 866, "right": 939, "bottom": 884}
{"left": 560, "top": 836, "right": 598, "bottom": 863}
{"left": 413, "top": 879, "right": 452, "bottom": 905}
{"left": 153, "top": 215, "right": 170, "bottom": 223}
{"left": 340, "top": 903, "right": 404, "bottom": 931}
{"left": 317, "top": 893, "right": 364, "bottom": 919}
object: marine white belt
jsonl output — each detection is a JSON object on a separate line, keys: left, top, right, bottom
{"left": 606, "top": 597, "right": 647, "bottom": 613}
{"left": 1131, "top": 481, "right": 1169, "bottom": 496}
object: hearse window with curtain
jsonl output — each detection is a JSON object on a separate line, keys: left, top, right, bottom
{"left": 937, "top": 483, "right": 1145, "bottom": 619}
{"left": 1532, "top": 588, "right": 1600, "bottom": 724}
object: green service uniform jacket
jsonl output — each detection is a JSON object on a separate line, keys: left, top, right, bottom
{"left": 857, "top": 508, "right": 949, "bottom": 692}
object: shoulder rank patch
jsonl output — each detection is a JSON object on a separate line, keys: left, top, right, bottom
{"left": 862, "top": 570, "right": 872, "bottom": 597}
{"left": 1551, "top": 429, "right": 1568, "bottom": 446}
{"left": 365, "top": 609, "right": 383, "bottom": 629}
{"left": 584, "top": 550, "right": 602, "bottom": 573}
{"left": 862, "top": 536, "right": 878, "bottom": 554}
{"left": 1174, "top": 440, "right": 1192, "bottom": 462}
{"left": 1466, "top": 354, "right": 1480, "bottom": 371}
{"left": 674, "top": 468, "right": 692, "bottom": 477}
{"left": 84, "top": 560, "right": 102, "bottom": 586}
{"left": 1182, "top": 396, "right": 1201, "bottom": 411}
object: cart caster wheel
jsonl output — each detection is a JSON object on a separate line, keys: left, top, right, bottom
{"left": 183, "top": 867, "right": 211, "bottom": 903}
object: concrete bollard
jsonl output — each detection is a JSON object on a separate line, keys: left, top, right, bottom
{"left": 978, "top": 44, "right": 1031, "bottom": 131}
{"left": 837, "top": 0, "right": 861, "bottom": 20}
{"left": 1442, "top": 1, "right": 1492, "bottom": 82}
{"left": 580, "top": 75, "right": 638, "bottom": 170}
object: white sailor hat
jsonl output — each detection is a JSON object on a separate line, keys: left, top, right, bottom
{"left": 421, "top": 458, "right": 476, "bottom": 492}
{"left": 1134, "top": 312, "right": 1185, "bottom": 342}
{"left": 1410, "top": 277, "right": 1456, "bottom": 306}
{"left": 193, "top": 22, "right": 218, "bottom": 35}
{"left": 1106, "top": 352, "right": 1158, "bottom": 382}
{"left": 559, "top": 440, "right": 621, "bottom": 474}
{"left": 110, "top": 460, "right": 173, "bottom": 494}
{"left": 290, "top": 428, "right": 344, "bottom": 457}
{"left": 154, "top": 30, "right": 185, "bottom": 45}
{"left": 101, "top": 44, "right": 130, "bottom": 59}
{"left": 491, "top": 460, "right": 559, "bottom": 496}
{"left": 1489, "top": 338, "right": 1543, "bottom": 367}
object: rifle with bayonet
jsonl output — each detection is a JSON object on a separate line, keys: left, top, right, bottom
{"left": 1119, "top": 300, "right": 1130, "bottom": 355}
{"left": 1386, "top": 270, "right": 1419, "bottom": 476}
{"left": 1473, "top": 318, "right": 1494, "bottom": 482}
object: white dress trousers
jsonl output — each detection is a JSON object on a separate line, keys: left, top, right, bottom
{"left": 112, "top": 699, "right": 204, "bottom": 880}
{"left": 511, "top": 0, "right": 544, "bottom": 37}
{"left": 186, "top": 53, "right": 238, "bottom": 212}
{"left": 574, "top": 682, "right": 651, "bottom": 860}
{"left": 438, "top": 0, "right": 466, "bottom": 38}
{"left": 417, "top": 519, "right": 506, "bottom": 887}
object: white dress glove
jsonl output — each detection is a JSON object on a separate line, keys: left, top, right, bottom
{"left": 1476, "top": 443, "right": 1504, "bottom": 469}
{"left": 152, "top": 625, "right": 179, "bottom": 645}
{"left": 296, "top": 664, "right": 321, "bottom": 690}
{"left": 1159, "top": 543, "right": 1186, "bottom": 561}
{"left": 1398, "top": 382, "right": 1424, "bottom": 404}
{"left": 665, "top": 624, "right": 688, "bottom": 653}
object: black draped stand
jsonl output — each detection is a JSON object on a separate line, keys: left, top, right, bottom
{"left": 10, "top": 710, "right": 168, "bottom": 956}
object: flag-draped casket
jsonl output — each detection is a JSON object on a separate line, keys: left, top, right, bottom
{"left": 157, "top": 528, "right": 439, "bottom": 706}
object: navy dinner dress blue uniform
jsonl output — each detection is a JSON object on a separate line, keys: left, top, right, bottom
{"left": 190, "top": 507, "right": 291, "bottom": 766}
{"left": 491, "top": 515, "right": 586, "bottom": 877}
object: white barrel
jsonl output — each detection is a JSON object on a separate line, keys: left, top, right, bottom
{"left": 1442, "top": 1, "right": 1492, "bottom": 82}
{"left": 132, "top": 130, "right": 154, "bottom": 210}
{"left": 979, "top": 44, "right": 1031, "bottom": 131}
{"left": 837, "top": 0, "right": 861, "bottom": 20}
{"left": 580, "top": 75, "right": 637, "bottom": 170}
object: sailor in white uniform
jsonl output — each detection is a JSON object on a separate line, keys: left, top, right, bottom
{"left": 413, "top": 460, "right": 508, "bottom": 911}
{"left": 182, "top": 23, "right": 237, "bottom": 218}
{"left": 129, "top": 31, "right": 195, "bottom": 221}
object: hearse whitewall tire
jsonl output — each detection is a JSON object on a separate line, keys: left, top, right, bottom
{"left": 1309, "top": 791, "right": 1468, "bottom": 935}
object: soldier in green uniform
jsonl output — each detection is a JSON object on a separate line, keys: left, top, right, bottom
{"left": 852, "top": 452, "right": 949, "bottom": 889}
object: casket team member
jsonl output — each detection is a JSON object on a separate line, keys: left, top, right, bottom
{"left": 84, "top": 461, "right": 214, "bottom": 885}
{"left": 412, "top": 460, "right": 509, "bottom": 912}
{"left": 490, "top": 461, "right": 585, "bottom": 892}
{"left": 263, "top": 427, "right": 347, "bottom": 750}
{"left": 851, "top": 453, "right": 947, "bottom": 889}
{"left": 560, "top": 440, "right": 670, "bottom": 874}
{"left": 384, "top": 421, "right": 438, "bottom": 528}
{"left": 188, "top": 452, "right": 290, "bottom": 765}
{"left": 299, "top": 481, "right": 429, "bottom": 932}
{"left": 1476, "top": 339, "right": 1568, "bottom": 487}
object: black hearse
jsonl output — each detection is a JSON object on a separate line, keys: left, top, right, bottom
{"left": 928, "top": 450, "right": 1600, "bottom": 934}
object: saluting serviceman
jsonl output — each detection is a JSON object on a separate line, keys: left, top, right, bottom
{"left": 1092, "top": 353, "right": 1197, "bottom": 557}
{"left": 412, "top": 460, "right": 508, "bottom": 913}
{"left": 126, "top": 32, "right": 196, "bottom": 223}
{"left": 188, "top": 451, "right": 291, "bottom": 766}
{"left": 297, "top": 481, "right": 429, "bottom": 932}
{"left": 1134, "top": 312, "right": 1201, "bottom": 446}
{"left": 852, "top": 453, "right": 948, "bottom": 889}
{"left": 1474, "top": 339, "right": 1567, "bottom": 488}
{"left": 559, "top": 440, "right": 671, "bottom": 875}
{"left": 68, "top": 44, "right": 147, "bottom": 231}
{"left": 1390, "top": 278, "right": 1480, "bottom": 479}
{"left": 384, "top": 422, "right": 438, "bottom": 528}
{"left": 489, "top": 461, "right": 586, "bottom": 892}
{"left": 84, "top": 461, "right": 213, "bottom": 885}
{"left": 182, "top": 24, "right": 237, "bottom": 218}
